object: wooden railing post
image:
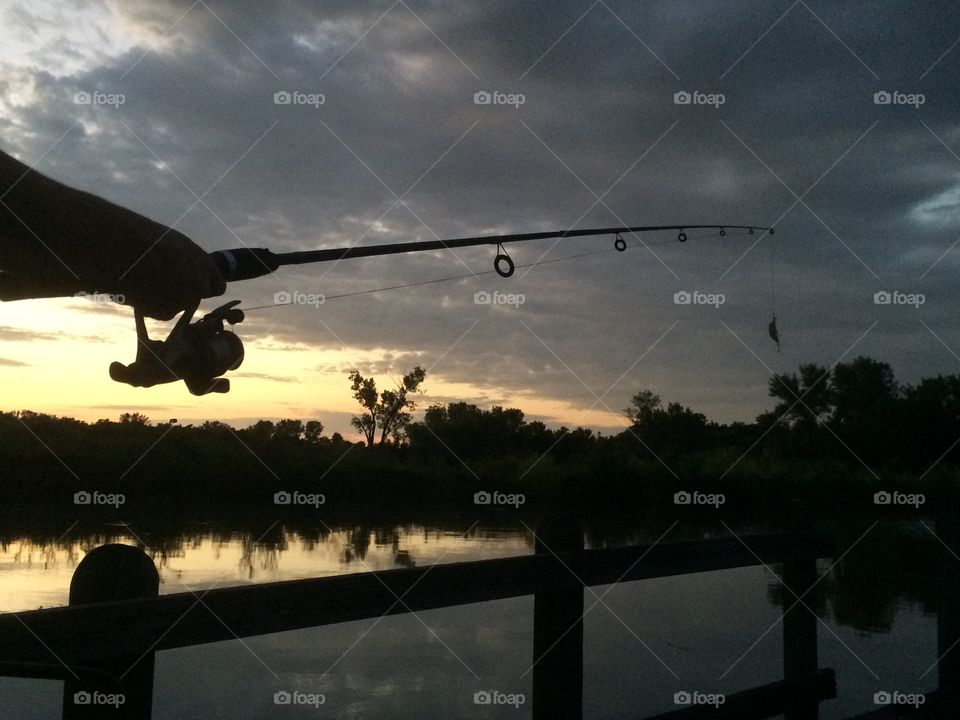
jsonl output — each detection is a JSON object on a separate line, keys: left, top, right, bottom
{"left": 780, "top": 500, "right": 822, "bottom": 720}
{"left": 782, "top": 552, "right": 819, "bottom": 720}
{"left": 533, "top": 517, "right": 584, "bottom": 720}
{"left": 937, "top": 495, "right": 960, "bottom": 697}
{"left": 62, "top": 544, "right": 159, "bottom": 720}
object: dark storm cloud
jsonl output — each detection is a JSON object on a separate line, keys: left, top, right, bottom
{"left": 4, "top": 0, "right": 960, "bottom": 423}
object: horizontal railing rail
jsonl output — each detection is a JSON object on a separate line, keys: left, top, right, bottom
{"left": 0, "top": 531, "right": 832, "bottom": 664}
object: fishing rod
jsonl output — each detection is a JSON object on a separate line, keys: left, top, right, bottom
{"left": 207, "top": 225, "right": 771, "bottom": 283}
{"left": 67, "top": 224, "right": 777, "bottom": 395}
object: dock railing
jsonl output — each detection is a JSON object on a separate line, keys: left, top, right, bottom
{"left": 0, "top": 520, "right": 838, "bottom": 719}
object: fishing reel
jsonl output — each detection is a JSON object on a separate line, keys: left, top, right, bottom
{"left": 109, "top": 300, "right": 245, "bottom": 395}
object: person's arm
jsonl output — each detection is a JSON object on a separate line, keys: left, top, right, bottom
{"left": 0, "top": 150, "right": 225, "bottom": 320}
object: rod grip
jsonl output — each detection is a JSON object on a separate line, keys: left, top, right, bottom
{"left": 210, "top": 248, "right": 281, "bottom": 282}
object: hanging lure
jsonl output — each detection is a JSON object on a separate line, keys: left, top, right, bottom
{"left": 767, "top": 228, "right": 780, "bottom": 352}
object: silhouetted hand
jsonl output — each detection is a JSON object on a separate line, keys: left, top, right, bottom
{"left": 115, "top": 231, "right": 227, "bottom": 321}
{"left": 1, "top": 149, "right": 226, "bottom": 320}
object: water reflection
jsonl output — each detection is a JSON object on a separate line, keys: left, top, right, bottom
{"left": 0, "top": 515, "right": 944, "bottom": 636}
{"left": 0, "top": 516, "right": 951, "bottom": 719}
{"left": 0, "top": 523, "right": 538, "bottom": 612}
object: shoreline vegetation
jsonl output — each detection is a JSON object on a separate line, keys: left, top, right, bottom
{"left": 1, "top": 356, "right": 958, "bottom": 520}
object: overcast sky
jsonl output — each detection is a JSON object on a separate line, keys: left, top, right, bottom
{"left": 1, "top": 0, "right": 959, "bottom": 437}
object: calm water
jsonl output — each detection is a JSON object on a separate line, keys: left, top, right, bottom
{"left": 0, "top": 519, "right": 944, "bottom": 719}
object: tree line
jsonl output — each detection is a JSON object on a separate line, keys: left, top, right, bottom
{"left": 348, "top": 355, "right": 960, "bottom": 473}
{"left": 1, "top": 355, "right": 958, "bottom": 513}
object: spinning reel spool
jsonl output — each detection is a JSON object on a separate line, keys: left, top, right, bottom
{"left": 109, "top": 300, "right": 245, "bottom": 395}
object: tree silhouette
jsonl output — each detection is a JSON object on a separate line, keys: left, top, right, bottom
{"left": 348, "top": 366, "right": 427, "bottom": 446}
{"left": 408, "top": 402, "right": 540, "bottom": 459}
{"left": 827, "top": 357, "right": 900, "bottom": 463}
{"left": 767, "top": 363, "right": 833, "bottom": 429}
{"left": 304, "top": 420, "right": 324, "bottom": 444}
{"left": 624, "top": 390, "right": 661, "bottom": 428}
{"left": 624, "top": 390, "right": 710, "bottom": 456}
{"left": 274, "top": 419, "right": 305, "bottom": 441}
{"left": 245, "top": 419, "right": 275, "bottom": 444}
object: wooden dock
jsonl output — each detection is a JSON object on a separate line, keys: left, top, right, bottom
{"left": 0, "top": 519, "right": 901, "bottom": 720}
